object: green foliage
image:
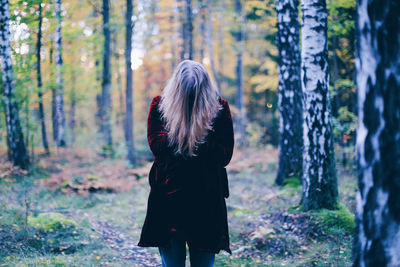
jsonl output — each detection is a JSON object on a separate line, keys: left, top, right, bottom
{"left": 282, "top": 177, "right": 301, "bottom": 190}
{"left": 310, "top": 203, "right": 354, "bottom": 236}
{"left": 28, "top": 212, "right": 76, "bottom": 231}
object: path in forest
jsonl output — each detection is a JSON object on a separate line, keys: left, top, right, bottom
{"left": 89, "top": 220, "right": 161, "bottom": 266}
{"left": 64, "top": 209, "right": 161, "bottom": 266}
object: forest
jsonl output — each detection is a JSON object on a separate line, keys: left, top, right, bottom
{"left": 0, "top": 0, "right": 398, "bottom": 266}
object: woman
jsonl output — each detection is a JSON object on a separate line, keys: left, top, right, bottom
{"left": 137, "top": 60, "right": 234, "bottom": 267}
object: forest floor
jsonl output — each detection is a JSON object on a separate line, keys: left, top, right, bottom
{"left": 0, "top": 144, "right": 356, "bottom": 266}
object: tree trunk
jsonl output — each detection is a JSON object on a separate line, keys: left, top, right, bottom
{"left": 49, "top": 37, "right": 57, "bottom": 142}
{"left": 170, "top": 3, "right": 177, "bottom": 71}
{"left": 185, "top": 0, "right": 193, "bottom": 60}
{"left": 177, "top": 0, "right": 185, "bottom": 61}
{"left": 55, "top": 0, "right": 66, "bottom": 147}
{"left": 300, "top": 0, "right": 337, "bottom": 210}
{"left": 275, "top": 0, "right": 303, "bottom": 186}
{"left": 353, "top": 0, "right": 400, "bottom": 265}
{"left": 69, "top": 70, "right": 76, "bottom": 145}
{"left": 206, "top": 0, "right": 221, "bottom": 92}
{"left": 101, "top": 0, "right": 113, "bottom": 152}
{"left": 124, "top": 0, "right": 135, "bottom": 165}
{"left": 217, "top": 0, "right": 225, "bottom": 92}
{"left": 234, "top": 0, "right": 246, "bottom": 147}
{"left": 36, "top": 2, "right": 50, "bottom": 155}
{"left": 0, "top": 0, "right": 29, "bottom": 168}
{"left": 198, "top": 0, "right": 206, "bottom": 62}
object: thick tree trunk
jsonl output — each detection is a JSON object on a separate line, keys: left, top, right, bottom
{"left": 112, "top": 30, "right": 124, "bottom": 125}
{"left": 101, "top": 0, "right": 113, "bottom": 152}
{"left": 275, "top": 0, "right": 303, "bottom": 185}
{"left": 185, "top": 0, "right": 193, "bottom": 60}
{"left": 206, "top": 0, "right": 221, "bottom": 92}
{"left": 234, "top": 0, "right": 247, "bottom": 147}
{"left": 36, "top": 2, "right": 50, "bottom": 155}
{"left": 124, "top": 0, "right": 135, "bottom": 165}
{"left": 0, "top": 0, "right": 29, "bottom": 168}
{"left": 300, "top": 0, "right": 337, "bottom": 210}
{"left": 353, "top": 0, "right": 400, "bottom": 265}
{"left": 55, "top": 0, "right": 66, "bottom": 147}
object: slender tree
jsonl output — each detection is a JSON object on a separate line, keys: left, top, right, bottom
{"left": 101, "top": 0, "right": 113, "bottom": 152}
{"left": 177, "top": 0, "right": 185, "bottom": 60}
{"left": 300, "top": 0, "right": 337, "bottom": 210}
{"left": 185, "top": 0, "right": 193, "bottom": 60}
{"left": 206, "top": 0, "right": 221, "bottom": 92}
{"left": 198, "top": 0, "right": 206, "bottom": 62}
{"left": 36, "top": 1, "right": 50, "bottom": 154}
{"left": 353, "top": 0, "right": 400, "bottom": 265}
{"left": 124, "top": 0, "right": 135, "bottom": 165}
{"left": 55, "top": 0, "right": 66, "bottom": 146}
{"left": 0, "top": 0, "right": 29, "bottom": 168}
{"left": 275, "top": 0, "right": 303, "bottom": 185}
{"left": 49, "top": 36, "right": 57, "bottom": 141}
{"left": 234, "top": 0, "right": 247, "bottom": 146}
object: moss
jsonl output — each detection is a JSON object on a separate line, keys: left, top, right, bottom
{"left": 311, "top": 203, "right": 354, "bottom": 236}
{"left": 233, "top": 208, "right": 253, "bottom": 217}
{"left": 282, "top": 177, "right": 301, "bottom": 189}
{"left": 28, "top": 212, "right": 76, "bottom": 231}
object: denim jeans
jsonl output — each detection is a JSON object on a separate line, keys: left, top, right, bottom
{"left": 158, "top": 231, "right": 215, "bottom": 267}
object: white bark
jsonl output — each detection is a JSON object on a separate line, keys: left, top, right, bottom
{"left": 300, "top": 0, "right": 337, "bottom": 210}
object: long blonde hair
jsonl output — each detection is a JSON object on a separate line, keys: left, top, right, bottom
{"left": 158, "top": 60, "right": 223, "bottom": 157}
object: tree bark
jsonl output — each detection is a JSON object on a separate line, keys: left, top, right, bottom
{"left": 300, "top": 0, "right": 337, "bottom": 210}
{"left": 206, "top": 0, "right": 221, "bottom": 92}
{"left": 125, "top": 0, "right": 135, "bottom": 165}
{"left": 55, "top": 0, "right": 66, "bottom": 147}
{"left": 234, "top": 0, "right": 247, "bottom": 147}
{"left": 69, "top": 70, "right": 76, "bottom": 145}
{"left": 0, "top": 0, "right": 29, "bottom": 168}
{"left": 49, "top": 37, "right": 57, "bottom": 142}
{"left": 177, "top": 0, "right": 185, "bottom": 61}
{"left": 36, "top": 1, "right": 50, "bottom": 154}
{"left": 353, "top": 0, "right": 400, "bottom": 265}
{"left": 185, "top": 0, "right": 193, "bottom": 60}
{"left": 101, "top": 0, "right": 113, "bottom": 152}
{"left": 198, "top": 0, "right": 206, "bottom": 62}
{"left": 275, "top": 0, "right": 303, "bottom": 185}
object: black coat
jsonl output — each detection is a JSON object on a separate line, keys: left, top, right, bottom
{"left": 137, "top": 95, "right": 234, "bottom": 254}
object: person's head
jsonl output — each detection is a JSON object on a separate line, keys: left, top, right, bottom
{"left": 159, "top": 60, "right": 222, "bottom": 157}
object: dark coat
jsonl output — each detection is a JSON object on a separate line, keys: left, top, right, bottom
{"left": 137, "top": 95, "right": 234, "bottom": 255}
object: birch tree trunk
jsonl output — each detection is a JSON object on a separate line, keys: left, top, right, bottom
{"left": 0, "top": 0, "right": 29, "bottom": 168}
{"left": 234, "top": 0, "right": 247, "bottom": 147}
{"left": 185, "top": 0, "right": 193, "bottom": 60}
{"left": 275, "top": 0, "right": 303, "bottom": 185}
{"left": 36, "top": 1, "right": 50, "bottom": 154}
{"left": 353, "top": 0, "right": 400, "bottom": 265}
{"left": 124, "top": 0, "right": 135, "bottom": 165}
{"left": 300, "top": 0, "right": 337, "bottom": 210}
{"left": 198, "top": 0, "right": 206, "bottom": 62}
{"left": 55, "top": 0, "right": 66, "bottom": 147}
{"left": 101, "top": 0, "right": 113, "bottom": 152}
{"left": 206, "top": 0, "right": 221, "bottom": 92}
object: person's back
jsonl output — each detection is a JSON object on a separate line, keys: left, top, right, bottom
{"left": 137, "top": 60, "right": 234, "bottom": 267}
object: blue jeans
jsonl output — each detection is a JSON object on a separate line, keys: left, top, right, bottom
{"left": 158, "top": 231, "right": 215, "bottom": 267}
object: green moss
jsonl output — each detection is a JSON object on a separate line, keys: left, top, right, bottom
{"left": 282, "top": 177, "right": 301, "bottom": 189}
{"left": 311, "top": 203, "right": 354, "bottom": 235}
{"left": 233, "top": 208, "right": 252, "bottom": 217}
{"left": 28, "top": 212, "right": 76, "bottom": 231}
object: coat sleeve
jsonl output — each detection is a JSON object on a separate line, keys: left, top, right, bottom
{"left": 202, "top": 99, "right": 235, "bottom": 167}
{"left": 147, "top": 96, "right": 173, "bottom": 160}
